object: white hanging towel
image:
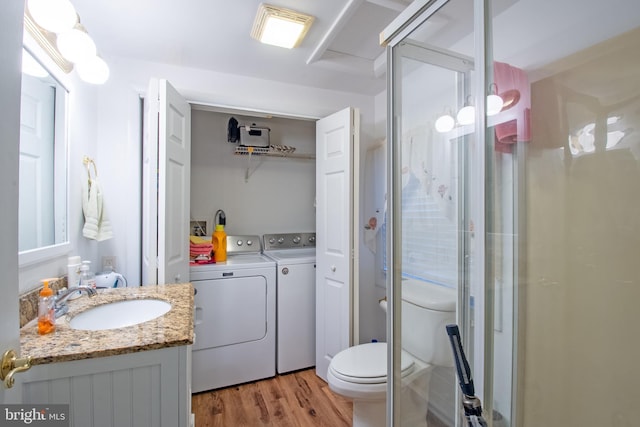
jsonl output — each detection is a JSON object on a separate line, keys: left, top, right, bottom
{"left": 82, "top": 177, "right": 113, "bottom": 241}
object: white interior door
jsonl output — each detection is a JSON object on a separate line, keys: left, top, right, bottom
{"left": 315, "top": 107, "right": 360, "bottom": 381}
{"left": 1, "top": 0, "right": 26, "bottom": 403}
{"left": 142, "top": 79, "right": 191, "bottom": 285}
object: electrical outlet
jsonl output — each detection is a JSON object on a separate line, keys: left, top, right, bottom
{"left": 102, "top": 256, "right": 116, "bottom": 272}
{"left": 190, "top": 220, "right": 207, "bottom": 236}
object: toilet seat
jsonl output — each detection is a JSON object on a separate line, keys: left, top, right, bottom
{"left": 329, "top": 342, "right": 414, "bottom": 384}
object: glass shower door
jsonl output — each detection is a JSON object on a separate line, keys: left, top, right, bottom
{"left": 387, "top": 1, "right": 478, "bottom": 425}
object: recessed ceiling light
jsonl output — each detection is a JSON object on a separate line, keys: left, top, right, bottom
{"left": 251, "top": 3, "right": 314, "bottom": 49}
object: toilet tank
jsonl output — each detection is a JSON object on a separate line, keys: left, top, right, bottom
{"left": 401, "top": 279, "right": 456, "bottom": 367}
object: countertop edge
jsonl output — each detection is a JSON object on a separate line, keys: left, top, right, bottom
{"left": 30, "top": 339, "right": 194, "bottom": 365}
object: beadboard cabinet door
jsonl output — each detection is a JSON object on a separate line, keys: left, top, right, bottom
{"left": 21, "top": 346, "right": 192, "bottom": 427}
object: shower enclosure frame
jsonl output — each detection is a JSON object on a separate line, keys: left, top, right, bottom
{"left": 381, "top": 0, "right": 520, "bottom": 426}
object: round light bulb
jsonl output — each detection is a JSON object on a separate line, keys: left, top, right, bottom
{"left": 57, "top": 28, "right": 97, "bottom": 64}
{"left": 76, "top": 56, "right": 110, "bottom": 84}
{"left": 28, "top": 0, "right": 77, "bottom": 33}
{"left": 487, "top": 94, "right": 504, "bottom": 116}
{"left": 435, "top": 114, "right": 455, "bottom": 133}
{"left": 457, "top": 105, "right": 475, "bottom": 125}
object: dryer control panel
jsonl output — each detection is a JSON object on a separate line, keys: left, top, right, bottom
{"left": 226, "top": 235, "right": 262, "bottom": 254}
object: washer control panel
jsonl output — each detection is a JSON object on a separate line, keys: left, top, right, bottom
{"left": 263, "top": 232, "right": 316, "bottom": 250}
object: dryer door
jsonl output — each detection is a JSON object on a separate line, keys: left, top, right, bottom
{"left": 193, "top": 276, "right": 267, "bottom": 351}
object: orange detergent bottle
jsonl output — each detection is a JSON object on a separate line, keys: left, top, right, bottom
{"left": 37, "top": 279, "right": 56, "bottom": 335}
{"left": 212, "top": 225, "right": 227, "bottom": 262}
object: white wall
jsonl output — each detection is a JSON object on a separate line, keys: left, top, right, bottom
{"left": 93, "top": 65, "right": 143, "bottom": 286}
{"left": 103, "top": 57, "right": 376, "bottom": 121}
{"left": 374, "top": 91, "right": 387, "bottom": 139}
{"left": 356, "top": 89, "right": 389, "bottom": 344}
{"left": 190, "top": 110, "right": 316, "bottom": 235}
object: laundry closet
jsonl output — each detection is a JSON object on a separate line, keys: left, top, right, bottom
{"left": 144, "top": 79, "right": 360, "bottom": 392}
{"left": 189, "top": 108, "right": 317, "bottom": 235}
{"left": 189, "top": 108, "right": 319, "bottom": 392}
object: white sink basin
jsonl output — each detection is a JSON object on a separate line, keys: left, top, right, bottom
{"left": 69, "top": 299, "right": 171, "bottom": 331}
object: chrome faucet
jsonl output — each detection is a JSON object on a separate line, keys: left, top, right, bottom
{"left": 54, "top": 287, "right": 97, "bottom": 318}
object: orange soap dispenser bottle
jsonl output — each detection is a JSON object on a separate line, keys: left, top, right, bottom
{"left": 37, "top": 279, "right": 56, "bottom": 335}
{"left": 212, "top": 209, "right": 227, "bottom": 263}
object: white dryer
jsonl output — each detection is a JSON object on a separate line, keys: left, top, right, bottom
{"left": 263, "top": 232, "right": 316, "bottom": 374}
{"left": 189, "top": 235, "right": 275, "bottom": 392}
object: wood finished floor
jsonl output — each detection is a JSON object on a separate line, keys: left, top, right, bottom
{"left": 192, "top": 368, "right": 451, "bottom": 427}
{"left": 192, "top": 369, "right": 352, "bottom": 427}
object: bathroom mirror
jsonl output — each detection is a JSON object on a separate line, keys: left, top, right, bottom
{"left": 18, "top": 47, "right": 69, "bottom": 266}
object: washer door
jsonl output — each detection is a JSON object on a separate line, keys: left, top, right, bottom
{"left": 193, "top": 276, "right": 267, "bottom": 351}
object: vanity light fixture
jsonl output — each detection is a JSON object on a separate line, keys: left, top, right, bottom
{"left": 56, "top": 24, "right": 96, "bottom": 64}
{"left": 251, "top": 3, "right": 315, "bottom": 49}
{"left": 24, "top": 8, "right": 73, "bottom": 74}
{"left": 24, "top": 0, "right": 110, "bottom": 85}
{"left": 27, "top": 0, "right": 77, "bottom": 34}
{"left": 486, "top": 83, "right": 504, "bottom": 116}
{"left": 434, "top": 109, "right": 455, "bottom": 133}
{"left": 435, "top": 85, "right": 505, "bottom": 133}
{"left": 456, "top": 96, "right": 475, "bottom": 126}
{"left": 76, "top": 55, "right": 110, "bottom": 84}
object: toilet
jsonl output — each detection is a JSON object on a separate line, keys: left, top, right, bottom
{"left": 327, "top": 279, "right": 456, "bottom": 427}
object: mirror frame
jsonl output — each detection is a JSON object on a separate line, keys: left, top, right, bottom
{"left": 18, "top": 33, "right": 71, "bottom": 267}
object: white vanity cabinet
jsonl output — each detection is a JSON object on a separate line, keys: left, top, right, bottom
{"left": 21, "top": 345, "right": 192, "bottom": 427}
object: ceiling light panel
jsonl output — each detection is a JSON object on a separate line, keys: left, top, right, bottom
{"left": 251, "top": 4, "right": 314, "bottom": 49}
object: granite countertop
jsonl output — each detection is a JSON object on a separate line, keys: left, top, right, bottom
{"left": 20, "top": 283, "right": 194, "bottom": 365}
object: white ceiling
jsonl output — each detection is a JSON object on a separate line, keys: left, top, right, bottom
{"left": 70, "top": 0, "right": 413, "bottom": 96}
{"left": 63, "top": 0, "right": 640, "bottom": 97}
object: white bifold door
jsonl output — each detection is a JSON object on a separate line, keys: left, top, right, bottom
{"left": 142, "top": 79, "right": 191, "bottom": 285}
{"left": 315, "top": 107, "right": 360, "bottom": 381}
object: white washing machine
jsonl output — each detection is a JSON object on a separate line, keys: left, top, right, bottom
{"left": 189, "top": 235, "right": 275, "bottom": 392}
{"left": 263, "top": 232, "right": 316, "bottom": 374}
